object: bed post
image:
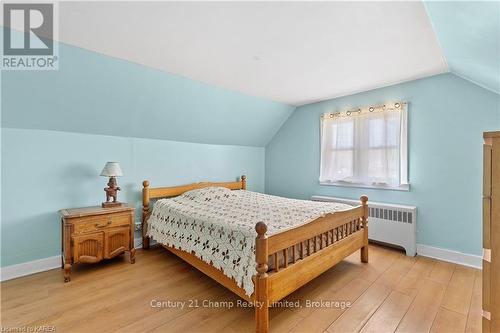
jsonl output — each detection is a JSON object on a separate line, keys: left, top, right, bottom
{"left": 142, "top": 180, "right": 151, "bottom": 250}
{"left": 241, "top": 175, "right": 247, "bottom": 190}
{"left": 255, "top": 222, "right": 269, "bottom": 333}
{"left": 360, "top": 195, "right": 369, "bottom": 263}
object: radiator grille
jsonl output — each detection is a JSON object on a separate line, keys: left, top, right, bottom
{"left": 369, "top": 207, "right": 413, "bottom": 224}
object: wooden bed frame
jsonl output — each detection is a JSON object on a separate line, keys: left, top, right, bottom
{"left": 141, "top": 175, "right": 368, "bottom": 333}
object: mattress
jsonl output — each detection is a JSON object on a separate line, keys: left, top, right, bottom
{"left": 146, "top": 187, "right": 352, "bottom": 296}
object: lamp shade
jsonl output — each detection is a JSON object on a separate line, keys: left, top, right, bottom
{"left": 100, "top": 162, "right": 123, "bottom": 177}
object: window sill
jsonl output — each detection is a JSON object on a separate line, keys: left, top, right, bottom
{"left": 319, "top": 181, "right": 410, "bottom": 192}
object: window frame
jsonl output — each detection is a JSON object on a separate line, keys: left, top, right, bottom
{"left": 319, "top": 102, "right": 409, "bottom": 191}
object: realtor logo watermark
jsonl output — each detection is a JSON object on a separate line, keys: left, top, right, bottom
{"left": 2, "top": 1, "right": 58, "bottom": 70}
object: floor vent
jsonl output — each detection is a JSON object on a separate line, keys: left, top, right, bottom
{"left": 312, "top": 195, "right": 417, "bottom": 256}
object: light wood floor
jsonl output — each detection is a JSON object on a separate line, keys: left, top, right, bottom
{"left": 1, "top": 244, "right": 481, "bottom": 333}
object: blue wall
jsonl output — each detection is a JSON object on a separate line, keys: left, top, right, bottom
{"left": 266, "top": 73, "right": 500, "bottom": 256}
{"left": 1, "top": 128, "right": 264, "bottom": 267}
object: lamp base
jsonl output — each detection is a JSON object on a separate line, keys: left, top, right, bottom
{"left": 102, "top": 201, "right": 122, "bottom": 208}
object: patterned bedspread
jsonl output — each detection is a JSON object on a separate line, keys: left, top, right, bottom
{"left": 146, "top": 187, "right": 352, "bottom": 296}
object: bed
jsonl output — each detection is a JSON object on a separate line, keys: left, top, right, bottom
{"left": 141, "top": 175, "right": 368, "bottom": 333}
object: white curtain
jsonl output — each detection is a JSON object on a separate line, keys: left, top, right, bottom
{"left": 320, "top": 103, "right": 408, "bottom": 187}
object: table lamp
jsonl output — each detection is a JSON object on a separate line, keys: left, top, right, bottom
{"left": 100, "top": 162, "right": 123, "bottom": 208}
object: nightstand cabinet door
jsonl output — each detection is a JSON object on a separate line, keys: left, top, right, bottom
{"left": 73, "top": 232, "right": 104, "bottom": 264}
{"left": 104, "top": 227, "right": 130, "bottom": 258}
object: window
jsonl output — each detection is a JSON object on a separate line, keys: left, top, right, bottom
{"left": 319, "top": 102, "right": 408, "bottom": 190}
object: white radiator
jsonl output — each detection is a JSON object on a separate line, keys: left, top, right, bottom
{"left": 311, "top": 195, "right": 417, "bottom": 256}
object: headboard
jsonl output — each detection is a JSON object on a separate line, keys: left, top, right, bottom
{"left": 141, "top": 175, "right": 247, "bottom": 249}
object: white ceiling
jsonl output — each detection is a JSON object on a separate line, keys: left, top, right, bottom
{"left": 56, "top": 1, "right": 447, "bottom": 106}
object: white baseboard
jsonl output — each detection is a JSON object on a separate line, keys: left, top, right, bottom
{"left": 1, "top": 255, "right": 61, "bottom": 282}
{"left": 417, "top": 244, "right": 482, "bottom": 269}
{"left": 1, "top": 238, "right": 144, "bottom": 282}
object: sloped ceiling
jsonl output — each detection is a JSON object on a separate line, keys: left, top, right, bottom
{"left": 425, "top": 1, "right": 500, "bottom": 94}
{"left": 2, "top": 1, "right": 499, "bottom": 148}
{"left": 29, "top": 1, "right": 448, "bottom": 105}
{"left": 1, "top": 37, "right": 294, "bottom": 147}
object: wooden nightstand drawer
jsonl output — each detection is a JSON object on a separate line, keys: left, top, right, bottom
{"left": 73, "top": 213, "right": 130, "bottom": 234}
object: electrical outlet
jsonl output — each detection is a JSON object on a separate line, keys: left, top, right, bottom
{"left": 134, "top": 223, "right": 142, "bottom": 231}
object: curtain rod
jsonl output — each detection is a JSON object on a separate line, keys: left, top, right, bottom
{"left": 321, "top": 101, "right": 407, "bottom": 119}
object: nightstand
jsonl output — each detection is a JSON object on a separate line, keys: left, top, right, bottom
{"left": 59, "top": 204, "right": 135, "bottom": 282}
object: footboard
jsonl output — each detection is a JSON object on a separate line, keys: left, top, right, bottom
{"left": 254, "top": 195, "right": 368, "bottom": 333}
